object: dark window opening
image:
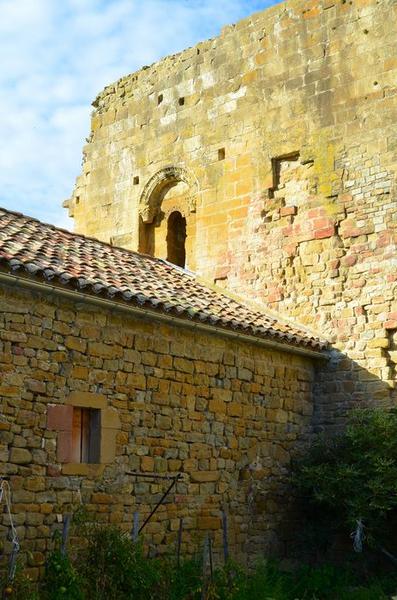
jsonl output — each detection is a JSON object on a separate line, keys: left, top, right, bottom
{"left": 71, "top": 407, "right": 101, "bottom": 463}
{"left": 167, "top": 211, "right": 186, "bottom": 268}
{"left": 178, "top": 97, "right": 185, "bottom": 106}
{"left": 133, "top": 176, "right": 140, "bottom": 185}
{"left": 158, "top": 94, "right": 163, "bottom": 105}
{"left": 218, "top": 148, "right": 225, "bottom": 161}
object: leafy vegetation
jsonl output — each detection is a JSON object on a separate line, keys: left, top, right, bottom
{"left": 2, "top": 526, "right": 397, "bottom": 599}
{"left": 293, "top": 408, "right": 397, "bottom": 553}
{"left": 78, "top": 525, "right": 161, "bottom": 600}
{"left": 0, "top": 563, "right": 39, "bottom": 600}
{"left": 41, "top": 548, "right": 83, "bottom": 600}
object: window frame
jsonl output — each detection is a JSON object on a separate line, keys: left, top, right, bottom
{"left": 47, "top": 392, "right": 121, "bottom": 475}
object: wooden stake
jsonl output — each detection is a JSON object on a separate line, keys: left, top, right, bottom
{"left": 61, "top": 514, "right": 71, "bottom": 556}
{"left": 208, "top": 535, "right": 213, "bottom": 579}
{"left": 201, "top": 535, "right": 209, "bottom": 600}
{"left": 177, "top": 518, "right": 183, "bottom": 568}
{"left": 132, "top": 511, "right": 139, "bottom": 542}
{"left": 222, "top": 510, "right": 229, "bottom": 563}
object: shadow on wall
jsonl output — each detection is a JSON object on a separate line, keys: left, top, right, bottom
{"left": 243, "top": 348, "right": 396, "bottom": 563}
{"left": 313, "top": 346, "right": 396, "bottom": 433}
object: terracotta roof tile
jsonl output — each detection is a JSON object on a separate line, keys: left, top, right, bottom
{"left": 0, "top": 208, "right": 326, "bottom": 352}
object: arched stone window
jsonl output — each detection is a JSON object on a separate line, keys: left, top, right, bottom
{"left": 167, "top": 211, "right": 186, "bottom": 268}
{"left": 138, "top": 166, "right": 198, "bottom": 270}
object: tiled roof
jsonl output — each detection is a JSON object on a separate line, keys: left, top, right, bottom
{"left": 0, "top": 208, "right": 326, "bottom": 352}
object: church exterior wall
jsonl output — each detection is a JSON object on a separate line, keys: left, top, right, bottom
{"left": 0, "top": 281, "right": 315, "bottom": 577}
{"left": 66, "top": 0, "right": 397, "bottom": 425}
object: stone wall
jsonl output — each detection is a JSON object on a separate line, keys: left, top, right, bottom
{"left": 66, "top": 0, "right": 397, "bottom": 425}
{"left": 0, "top": 281, "right": 315, "bottom": 577}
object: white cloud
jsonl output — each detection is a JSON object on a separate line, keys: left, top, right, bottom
{"left": 0, "top": 0, "right": 279, "bottom": 228}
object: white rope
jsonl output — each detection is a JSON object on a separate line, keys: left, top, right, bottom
{"left": 1, "top": 479, "right": 20, "bottom": 580}
{"left": 351, "top": 518, "right": 365, "bottom": 553}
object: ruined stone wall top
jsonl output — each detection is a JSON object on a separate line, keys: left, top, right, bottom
{"left": 90, "top": 0, "right": 284, "bottom": 114}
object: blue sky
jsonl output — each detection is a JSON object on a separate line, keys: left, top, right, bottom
{"left": 0, "top": 0, "right": 279, "bottom": 229}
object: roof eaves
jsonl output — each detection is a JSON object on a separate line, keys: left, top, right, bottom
{"left": 0, "top": 260, "right": 327, "bottom": 356}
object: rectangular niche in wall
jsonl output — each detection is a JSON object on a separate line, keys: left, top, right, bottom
{"left": 268, "top": 152, "right": 313, "bottom": 209}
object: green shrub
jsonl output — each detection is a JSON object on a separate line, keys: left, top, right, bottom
{"left": 204, "top": 560, "right": 396, "bottom": 600}
{"left": 41, "top": 549, "right": 83, "bottom": 600}
{"left": 2, "top": 552, "right": 397, "bottom": 600}
{"left": 3, "top": 519, "right": 397, "bottom": 599}
{"left": 293, "top": 408, "right": 397, "bottom": 552}
{"left": 157, "top": 557, "right": 202, "bottom": 600}
{"left": 218, "top": 560, "right": 293, "bottom": 600}
{"left": 292, "top": 564, "right": 356, "bottom": 599}
{"left": 0, "top": 562, "right": 39, "bottom": 600}
{"left": 77, "top": 524, "right": 160, "bottom": 600}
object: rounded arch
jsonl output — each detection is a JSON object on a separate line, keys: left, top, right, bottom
{"left": 139, "top": 166, "right": 198, "bottom": 224}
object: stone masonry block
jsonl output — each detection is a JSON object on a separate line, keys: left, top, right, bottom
{"left": 67, "top": 391, "right": 107, "bottom": 409}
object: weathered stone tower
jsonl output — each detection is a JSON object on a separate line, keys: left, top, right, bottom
{"left": 66, "top": 0, "right": 397, "bottom": 426}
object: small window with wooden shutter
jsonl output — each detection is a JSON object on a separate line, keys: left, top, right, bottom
{"left": 47, "top": 395, "right": 120, "bottom": 469}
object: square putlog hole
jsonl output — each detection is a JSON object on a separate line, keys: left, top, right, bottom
{"left": 133, "top": 176, "right": 140, "bottom": 185}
